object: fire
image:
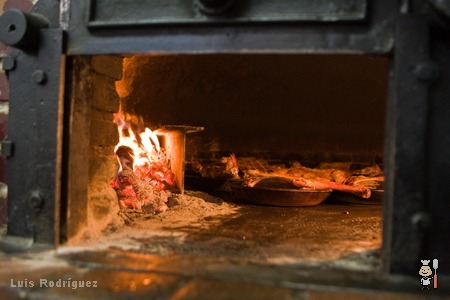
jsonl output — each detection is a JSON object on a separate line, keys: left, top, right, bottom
{"left": 110, "top": 110, "right": 177, "bottom": 214}
{"left": 114, "top": 112, "right": 161, "bottom": 171}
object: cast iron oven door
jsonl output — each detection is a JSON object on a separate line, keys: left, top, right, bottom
{"left": 0, "top": 0, "right": 449, "bottom": 276}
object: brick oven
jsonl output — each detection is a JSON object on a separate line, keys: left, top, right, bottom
{"left": 0, "top": 0, "right": 449, "bottom": 286}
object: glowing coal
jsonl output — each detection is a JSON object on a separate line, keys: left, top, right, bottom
{"left": 110, "top": 111, "right": 177, "bottom": 214}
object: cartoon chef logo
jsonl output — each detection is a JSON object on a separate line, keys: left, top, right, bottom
{"left": 420, "top": 259, "right": 438, "bottom": 289}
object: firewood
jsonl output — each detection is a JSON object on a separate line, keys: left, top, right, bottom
{"left": 111, "top": 145, "right": 170, "bottom": 213}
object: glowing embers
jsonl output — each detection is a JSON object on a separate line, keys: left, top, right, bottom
{"left": 110, "top": 112, "right": 177, "bottom": 214}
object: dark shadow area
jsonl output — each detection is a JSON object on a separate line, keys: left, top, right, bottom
{"left": 120, "top": 54, "right": 388, "bottom": 163}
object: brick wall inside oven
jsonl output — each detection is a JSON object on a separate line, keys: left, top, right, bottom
{"left": 0, "top": 0, "right": 36, "bottom": 227}
{"left": 64, "top": 56, "right": 123, "bottom": 243}
{"left": 89, "top": 56, "right": 122, "bottom": 228}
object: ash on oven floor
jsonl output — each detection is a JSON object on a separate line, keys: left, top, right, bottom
{"left": 66, "top": 190, "right": 383, "bottom": 271}
{"left": 1, "top": 194, "right": 448, "bottom": 299}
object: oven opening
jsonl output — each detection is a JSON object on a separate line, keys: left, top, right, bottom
{"left": 63, "top": 53, "right": 388, "bottom": 270}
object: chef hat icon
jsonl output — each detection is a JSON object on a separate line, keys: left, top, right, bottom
{"left": 421, "top": 260, "right": 431, "bottom": 266}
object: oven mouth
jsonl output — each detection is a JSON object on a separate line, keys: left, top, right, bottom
{"left": 58, "top": 52, "right": 387, "bottom": 271}
{"left": 0, "top": 0, "right": 448, "bottom": 285}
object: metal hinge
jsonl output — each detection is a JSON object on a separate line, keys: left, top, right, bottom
{"left": 0, "top": 137, "right": 13, "bottom": 157}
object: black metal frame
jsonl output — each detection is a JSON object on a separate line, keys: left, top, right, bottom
{"left": 0, "top": 0, "right": 449, "bottom": 275}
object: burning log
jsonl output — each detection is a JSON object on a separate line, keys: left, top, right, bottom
{"left": 110, "top": 110, "right": 185, "bottom": 214}
{"left": 110, "top": 146, "right": 139, "bottom": 209}
{"left": 110, "top": 145, "right": 171, "bottom": 214}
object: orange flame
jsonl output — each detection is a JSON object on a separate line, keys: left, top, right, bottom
{"left": 114, "top": 110, "right": 160, "bottom": 171}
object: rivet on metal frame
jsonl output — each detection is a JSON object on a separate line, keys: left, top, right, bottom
{"left": 414, "top": 62, "right": 441, "bottom": 83}
{"left": 32, "top": 69, "right": 47, "bottom": 84}
{"left": 411, "top": 211, "right": 433, "bottom": 230}
{"left": 194, "top": 0, "right": 235, "bottom": 15}
{"left": 2, "top": 56, "right": 15, "bottom": 71}
{"left": 30, "top": 190, "right": 44, "bottom": 209}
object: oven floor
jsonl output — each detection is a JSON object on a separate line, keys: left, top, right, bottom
{"left": 68, "top": 190, "right": 383, "bottom": 269}
{"left": 1, "top": 192, "right": 448, "bottom": 299}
